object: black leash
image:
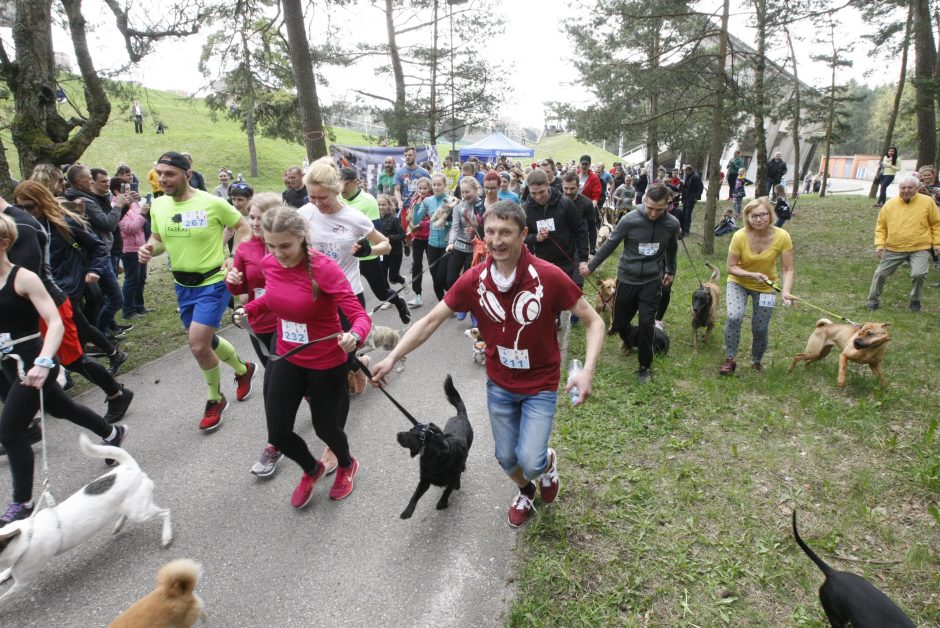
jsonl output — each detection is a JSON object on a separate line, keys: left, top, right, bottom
{"left": 232, "top": 312, "right": 341, "bottom": 361}
{"left": 544, "top": 233, "right": 613, "bottom": 308}
{"left": 678, "top": 236, "right": 704, "bottom": 288}
{"left": 351, "top": 355, "right": 420, "bottom": 427}
{"left": 367, "top": 248, "right": 451, "bottom": 317}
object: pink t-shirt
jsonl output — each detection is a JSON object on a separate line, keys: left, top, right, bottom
{"left": 227, "top": 236, "right": 277, "bottom": 333}
{"left": 445, "top": 247, "right": 582, "bottom": 394}
{"left": 244, "top": 251, "right": 372, "bottom": 370}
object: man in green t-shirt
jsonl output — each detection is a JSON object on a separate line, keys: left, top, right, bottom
{"left": 138, "top": 151, "right": 255, "bottom": 432}
{"left": 726, "top": 150, "right": 745, "bottom": 201}
{"left": 442, "top": 155, "right": 461, "bottom": 192}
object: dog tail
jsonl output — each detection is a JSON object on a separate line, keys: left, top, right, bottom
{"left": 704, "top": 262, "right": 720, "bottom": 284}
{"left": 78, "top": 433, "right": 136, "bottom": 469}
{"left": 443, "top": 375, "right": 467, "bottom": 417}
{"left": 815, "top": 318, "right": 833, "bottom": 328}
{"left": 157, "top": 558, "right": 200, "bottom": 597}
{"left": 792, "top": 510, "right": 834, "bottom": 577}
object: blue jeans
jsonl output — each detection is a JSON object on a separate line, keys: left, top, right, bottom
{"left": 96, "top": 257, "right": 123, "bottom": 332}
{"left": 121, "top": 252, "right": 147, "bottom": 317}
{"left": 878, "top": 174, "right": 895, "bottom": 205}
{"left": 485, "top": 380, "right": 557, "bottom": 480}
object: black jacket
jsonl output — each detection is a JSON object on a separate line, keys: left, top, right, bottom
{"left": 4, "top": 206, "right": 67, "bottom": 305}
{"left": 523, "top": 187, "right": 589, "bottom": 268}
{"left": 43, "top": 215, "right": 110, "bottom": 298}
{"left": 683, "top": 172, "right": 704, "bottom": 202}
{"left": 767, "top": 158, "right": 788, "bottom": 183}
{"left": 64, "top": 187, "right": 120, "bottom": 248}
{"left": 379, "top": 213, "right": 405, "bottom": 251}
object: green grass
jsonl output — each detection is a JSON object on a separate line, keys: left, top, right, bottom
{"left": 534, "top": 133, "right": 622, "bottom": 166}
{"left": 510, "top": 195, "right": 940, "bottom": 626}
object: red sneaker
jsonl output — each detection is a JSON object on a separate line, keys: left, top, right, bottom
{"left": 199, "top": 396, "right": 228, "bottom": 432}
{"left": 508, "top": 485, "right": 536, "bottom": 528}
{"left": 539, "top": 448, "right": 560, "bottom": 504}
{"left": 329, "top": 457, "right": 359, "bottom": 500}
{"left": 291, "top": 462, "right": 325, "bottom": 509}
{"left": 234, "top": 361, "right": 256, "bottom": 401}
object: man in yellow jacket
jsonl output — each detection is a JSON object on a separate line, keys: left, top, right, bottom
{"left": 867, "top": 175, "right": 940, "bottom": 312}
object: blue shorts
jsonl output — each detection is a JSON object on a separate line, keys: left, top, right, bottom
{"left": 175, "top": 281, "right": 230, "bottom": 330}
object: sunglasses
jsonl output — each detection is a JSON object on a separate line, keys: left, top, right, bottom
{"left": 230, "top": 183, "right": 253, "bottom": 191}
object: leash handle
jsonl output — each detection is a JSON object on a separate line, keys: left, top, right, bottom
{"left": 352, "top": 355, "right": 419, "bottom": 426}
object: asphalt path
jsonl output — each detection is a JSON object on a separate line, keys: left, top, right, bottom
{"left": 0, "top": 274, "right": 526, "bottom": 627}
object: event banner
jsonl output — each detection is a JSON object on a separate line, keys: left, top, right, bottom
{"left": 329, "top": 144, "right": 441, "bottom": 197}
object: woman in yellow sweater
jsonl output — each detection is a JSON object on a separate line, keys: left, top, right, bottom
{"left": 719, "top": 197, "right": 797, "bottom": 375}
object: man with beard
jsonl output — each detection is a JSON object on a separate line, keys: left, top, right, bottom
{"left": 394, "top": 147, "right": 431, "bottom": 215}
{"left": 562, "top": 172, "right": 597, "bottom": 256}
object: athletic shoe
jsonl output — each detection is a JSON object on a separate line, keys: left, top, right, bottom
{"left": 103, "top": 386, "right": 134, "bottom": 423}
{"left": 234, "top": 361, "right": 256, "bottom": 401}
{"left": 136, "top": 307, "right": 154, "bottom": 315}
{"left": 321, "top": 447, "right": 338, "bottom": 476}
{"left": 455, "top": 311, "right": 467, "bottom": 321}
{"left": 349, "top": 356, "right": 369, "bottom": 394}
{"left": 539, "top": 448, "right": 560, "bottom": 504}
{"left": 718, "top": 358, "right": 736, "bottom": 376}
{"left": 102, "top": 425, "right": 128, "bottom": 467}
{"left": 910, "top": 300, "right": 921, "bottom": 312}
{"left": 0, "top": 501, "right": 33, "bottom": 526}
{"left": 751, "top": 362, "right": 763, "bottom": 372}
{"left": 199, "top": 396, "right": 228, "bottom": 432}
{"left": 379, "top": 302, "right": 393, "bottom": 310}
{"left": 251, "top": 445, "right": 283, "bottom": 478}
{"left": 108, "top": 349, "right": 127, "bottom": 376}
{"left": 393, "top": 297, "right": 412, "bottom": 324}
{"left": 112, "top": 323, "right": 133, "bottom": 333}
{"left": 291, "top": 461, "right": 325, "bottom": 509}
{"left": 637, "top": 368, "right": 652, "bottom": 383}
{"left": 85, "top": 344, "right": 108, "bottom": 358}
{"left": 329, "top": 457, "right": 359, "bottom": 500}
{"left": 508, "top": 484, "right": 536, "bottom": 528}
{"left": 407, "top": 293, "right": 423, "bottom": 308}
{"left": 866, "top": 302, "right": 879, "bottom": 311}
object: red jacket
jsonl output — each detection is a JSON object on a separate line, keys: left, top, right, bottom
{"left": 580, "top": 170, "right": 602, "bottom": 202}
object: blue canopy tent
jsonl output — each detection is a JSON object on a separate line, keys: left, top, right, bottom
{"left": 459, "top": 131, "right": 534, "bottom": 162}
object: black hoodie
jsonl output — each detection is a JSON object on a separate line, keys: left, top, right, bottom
{"left": 522, "top": 186, "right": 588, "bottom": 269}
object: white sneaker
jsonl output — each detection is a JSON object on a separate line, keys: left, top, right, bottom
{"left": 379, "top": 302, "right": 393, "bottom": 310}
{"left": 407, "top": 294, "right": 423, "bottom": 308}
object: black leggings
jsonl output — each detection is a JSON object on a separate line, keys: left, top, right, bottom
{"left": 410, "top": 239, "right": 431, "bottom": 295}
{"left": 446, "top": 249, "right": 472, "bottom": 289}
{"left": 0, "top": 358, "right": 111, "bottom": 503}
{"left": 263, "top": 359, "right": 351, "bottom": 474}
{"left": 248, "top": 331, "right": 276, "bottom": 368}
{"left": 63, "top": 355, "right": 120, "bottom": 397}
{"left": 385, "top": 248, "right": 405, "bottom": 285}
{"left": 69, "top": 294, "right": 116, "bottom": 356}
{"left": 360, "top": 257, "right": 406, "bottom": 310}
{"left": 427, "top": 245, "right": 448, "bottom": 301}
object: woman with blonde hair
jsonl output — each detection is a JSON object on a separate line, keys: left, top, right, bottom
{"left": 719, "top": 197, "right": 797, "bottom": 375}
{"left": 233, "top": 205, "right": 371, "bottom": 508}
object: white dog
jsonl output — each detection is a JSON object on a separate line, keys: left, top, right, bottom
{"left": 0, "top": 433, "right": 171, "bottom": 605}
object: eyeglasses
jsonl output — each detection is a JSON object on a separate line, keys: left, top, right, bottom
{"left": 749, "top": 212, "right": 770, "bottom": 219}
{"left": 484, "top": 186, "right": 498, "bottom": 191}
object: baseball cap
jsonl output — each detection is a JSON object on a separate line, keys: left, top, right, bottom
{"left": 580, "top": 154, "right": 591, "bottom": 164}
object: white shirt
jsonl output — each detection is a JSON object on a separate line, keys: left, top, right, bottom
{"left": 298, "top": 202, "right": 374, "bottom": 294}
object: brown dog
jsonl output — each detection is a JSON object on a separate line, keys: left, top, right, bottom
{"left": 594, "top": 278, "right": 617, "bottom": 316}
{"left": 789, "top": 319, "right": 890, "bottom": 387}
{"left": 109, "top": 558, "right": 206, "bottom": 627}
{"left": 690, "top": 263, "right": 720, "bottom": 351}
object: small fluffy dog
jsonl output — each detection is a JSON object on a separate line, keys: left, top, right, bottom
{"left": 595, "top": 220, "right": 614, "bottom": 249}
{"left": 792, "top": 511, "right": 914, "bottom": 627}
{"left": 397, "top": 375, "right": 473, "bottom": 519}
{"left": 691, "top": 262, "right": 721, "bottom": 351}
{"left": 359, "top": 324, "right": 403, "bottom": 354}
{"left": 594, "top": 278, "right": 616, "bottom": 316}
{"left": 431, "top": 197, "right": 459, "bottom": 229}
{"left": 0, "top": 434, "right": 171, "bottom": 605}
{"left": 465, "top": 328, "right": 486, "bottom": 364}
{"left": 789, "top": 319, "right": 890, "bottom": 387}
{"left": 109, "top": 559, "right": 206, "bottom": 628}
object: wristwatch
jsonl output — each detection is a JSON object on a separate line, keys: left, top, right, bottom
{"left": 349, "top": 331, "right": 362, "bottom": 346}
{"left": 34, "top": 357, "right": 55, "bottom": 369}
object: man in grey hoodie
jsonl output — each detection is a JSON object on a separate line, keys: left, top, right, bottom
{"left": 582, "top": 184, "right": 679, "bottom": 382}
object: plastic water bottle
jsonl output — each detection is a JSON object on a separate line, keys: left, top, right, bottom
{"left": 567, "top": 359, "right": 583, "bottom": 406}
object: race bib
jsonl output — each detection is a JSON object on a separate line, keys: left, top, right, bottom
{"left": 758, "top": 292, "right": 776, "bottom": 308}
{"left": 497, "top": 346, "right": 530, "bottom": 370}
{"left": 253, "top": 287, "right": 265, "bottom": 299}
{"left": 536, "top": 218, "right": 556, "bottom": 232}
{"left": 181, "top": 211, "right": 208, "bottom": 229}
{"left": 281, "top": 321, "right": 309, "bottom": 344}
{"left": 314, "top": 240, "right": 341, "bottom": 262}
{"left": 638, "top": 242, "right": 659, "bottom": 256}
{"left": 0, "top": 333, "right": 11, "bottom": 354}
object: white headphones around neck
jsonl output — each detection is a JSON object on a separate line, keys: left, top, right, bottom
{"left": 477, "top": 263, "right": 543, "bottom": 325}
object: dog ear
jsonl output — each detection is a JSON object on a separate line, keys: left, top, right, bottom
{"left": 0, "top": 527, "right": 22, "bottom": 552}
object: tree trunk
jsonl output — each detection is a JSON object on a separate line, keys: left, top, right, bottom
{"left": 646, "top": 25, "right": 660, "bottom": 170}
{"left": 281, "top": 0, "right": 327, "bottom": 162}
{"left": 241, "top": 29, "right": 258, "bottom": 177}
{"left": 869, "top": 3, "right": 912, "bottom": 197}
{"left": 819, "top": 20, "right": 837, "bottom": 198}
{"left": 0, "top": 135, "right": 14, "bottom": 198}
{"left": 428, "top": 0, "right": 438, "bottom": 145}
{"left": 385, "top": 0, "right": 409, "bottom": 146}
{"left": 752, "top": 0, "right": 768, "bottom": 196}
{"left": 6, "top": 0, "right": 110, "bottom": 177}
{"left": 784, "top": 26, "right": 801, "bottom": 199}
{"left": 702, "top": 0, "right": 730, "bottom": 256}
{"left": 913, "top": 0, "right": 937, "bottom": 168}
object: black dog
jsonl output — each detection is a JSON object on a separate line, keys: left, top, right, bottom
{"left": 397, "top": 375, "right": 473, "bottom": 519}
{"left": 622, "top": 324, "right": 670, "bottom": 356}
{"left": 792, "top": 511, "right": 915, "bottom": 627}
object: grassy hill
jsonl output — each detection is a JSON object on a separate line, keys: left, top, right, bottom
{"left": 534, "top": 132, "right": 622, "bottom": 166}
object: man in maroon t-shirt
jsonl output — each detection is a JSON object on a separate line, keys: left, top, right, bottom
{"left": 371, "top": 201, "right": 605, "bottom": 527}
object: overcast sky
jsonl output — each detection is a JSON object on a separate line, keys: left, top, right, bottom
{"left": 40, "top": 0, "right": 899, "bottom": 129}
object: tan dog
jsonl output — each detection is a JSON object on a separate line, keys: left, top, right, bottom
{"left": 789, "top": 319, "right": 890, "bottom": 387}
{"left": 595, "top": 220, "right": 614, "bottom": 249}
{"left": 690, "top": 263, "right": 720, "bottom": 351}
{"left": 465, "top": 328, "right": 486, "bottom": 365}
{"left": 594, "top": 278, "right": 617, "bottom": 316}
{"left": 109, "top": 559, "right": 205, "bottom": 627}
